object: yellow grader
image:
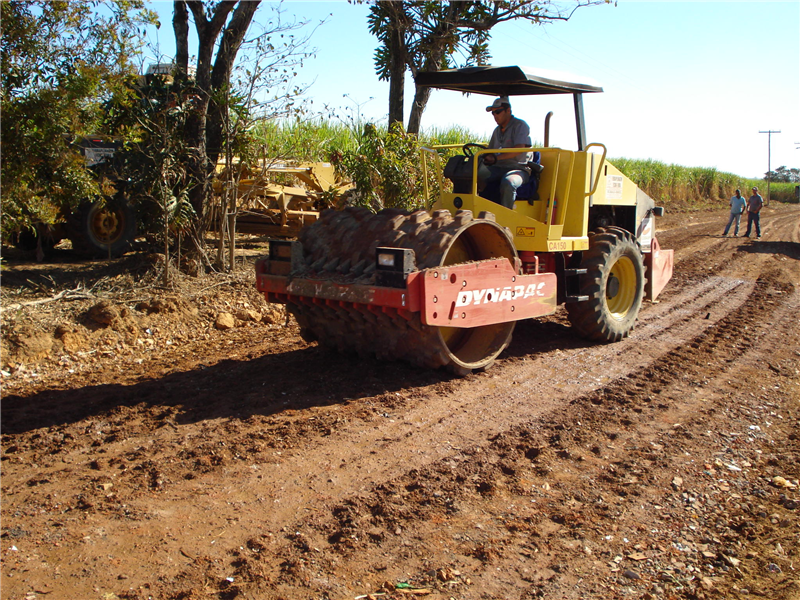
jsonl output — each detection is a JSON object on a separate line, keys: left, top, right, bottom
{"left": 255, "top": 65, "right": 674, "bottom": 375}
{"left": 212, "top": 161, "right": 349, "bottom": 238}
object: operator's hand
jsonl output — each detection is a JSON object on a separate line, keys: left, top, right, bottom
{"left": 483, "top": 153, "right": 496, "bottom": 166}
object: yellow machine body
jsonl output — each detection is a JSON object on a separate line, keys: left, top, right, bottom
{"left": 255, "top": 65, "right": 675, "bottom": 375}
{"left": 431, "top": 145, "right": 645, "bottom": 254}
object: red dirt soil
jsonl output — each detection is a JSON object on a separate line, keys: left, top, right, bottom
{"left": 2, "top": 204, "right": 799, "bottom": 600}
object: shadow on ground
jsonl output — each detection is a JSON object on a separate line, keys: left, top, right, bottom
{"left": 1, "top": 315, "right": 586, "bottom": 436}
{"left": 1, "top": 249, "right": 157, "bottom": 293}
{"left": 738, "top": 240, "right": 800, "bottom": 260}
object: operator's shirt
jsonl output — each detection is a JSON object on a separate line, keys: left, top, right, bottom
{"left": 729, "top": 195, "right": 746, "bottom": 214}
{"left": 489, "top": 115, "right": 532, "bottom": 168}
{"left": 747, "top": 193, "right": 763, "bottom": 213}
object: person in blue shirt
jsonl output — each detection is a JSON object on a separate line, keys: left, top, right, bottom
{"left": 722, "top": 189, "right": 747, "bottom": 236}
{"left": 481, "top": 96, "right": 531, "bottom": 209}
{"left": 743, "top": 186, "right": 764, "bottom": 239}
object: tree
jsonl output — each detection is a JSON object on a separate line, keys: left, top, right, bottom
{"left": 168, "top": 0, "right": 260, "bottom": 259}
{"left": 367, "top": 0, "right": 607, "bottom": 134}
{"left": 210, "top": 18, "right": 317, "bottom": 271}
{"left": 108, "top": 74, "right": 197, "bottom": 284}
{"left": 0, "top": 0, "right": 156, "bottom": 243}
{"left": 766, "top": 166, "right": 800, "bottom": 184}
{"left": 166, "top": 1, "right": 315, "bottom": 269}
{"left": 331, "top": 123, "right": 436, "bottom": 212}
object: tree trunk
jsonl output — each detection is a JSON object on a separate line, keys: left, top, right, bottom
{"left": 205, "top": 0, "right": 260, "bottom": 167}
{"left": 406, "top": 41, "right": 448, "bottom": 134}
{"left": 406, "top": 83, "right": 431, "bottom": 135}
{"left": 181, "top": 1, "right": 237, "bottom": 253}
{"left": 170, "top": 1, "right": 263, "bottom": 264}
{"left": 181, "top": 1, "right": 260, "bottom": 210}
{"left": 185, "top": 91, "right": 210, "bottom": 224}
{"left": 387, "top": 26, "right": 405, "bottom": 128}
{"left": 172, "top": 1, "right": 189, "bottom": 74}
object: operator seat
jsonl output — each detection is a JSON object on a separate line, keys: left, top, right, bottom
{"left": 514, "top": 151, "right": 543, "bottom": 203}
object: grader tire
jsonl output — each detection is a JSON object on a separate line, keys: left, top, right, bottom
{"left": 287, "top": 207, "right": 518, "bottom": 374}
{"left": 11, "top": 229, "right": 39, "bottom": 252}
{"left": 69, "top": 199, "right": 136, "bottom": 258}
{"left": 566, "top": 226, "right": 645, "bottom": 342}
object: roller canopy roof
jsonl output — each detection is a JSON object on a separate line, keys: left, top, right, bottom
{"left": 415, "top": 65, "right": 603, "bottom": 96}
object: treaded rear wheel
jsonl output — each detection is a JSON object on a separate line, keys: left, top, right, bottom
{"left": 11, "top": 228, "right": 57, "bottom": 256}
{"left": 68, "top": 199, "right": 136, "bottom": 258}
{"left": 566, "top": 226, "right": 645, "bottom": 342}
{"left": 11, "top": 229, "right": 40, "bottom": 252}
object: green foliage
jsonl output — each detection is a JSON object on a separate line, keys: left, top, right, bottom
{"left": 253, "top": 118, "right": 356, "bottom": 162}
{"left": 111, "top": 75, "right": 197, "bottom": 238}
{"left": 328, "top": 122, "right": 428, "bottom": 211}
{"left": 0, "top": 90, "right": 99, "bottom": 234}
{"left": 761, "top": 182, "right": 798, "bottom": 204}
{"left": 423, "top": 125, "right": 483, "bottom": 147}
{"left": 368, "top": 1, "right": 496, "bottom": 80}
{"left": 0, "top": 0, "right": 156, "bottom": 240}
{"left": 612, "top": 157, "right": 798, "bottom": 210}
{"left": 249, "top": 118, "right": 476, "bottom": 211}
{"left": 252, "top": 118, "right": 478, "bottom": 157}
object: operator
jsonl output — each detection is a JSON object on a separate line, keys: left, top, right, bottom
{"left": 481, "top": 96, "right": 532, "bottom": 209}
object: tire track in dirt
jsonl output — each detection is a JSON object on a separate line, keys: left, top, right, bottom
{"left": 192, "top": 268, "right": 798, "bottom": 600}
{"left": 2, "top": 205, "right": 797, "bottom": 599}
{"left": 127, "top": 207, "right": 799, "bottom": 598}
{"left": 199, "top": 205, "right": 800, "bottom": 597}
{"left": 0, "top": 245, "right": 764, "bottom": 576}
{"left": 189, "top": 266, "right": 762, "bottom": 535}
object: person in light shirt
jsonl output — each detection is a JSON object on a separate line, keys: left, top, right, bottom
{"left": 722, "top": 189, "right": 746, "bottom": 237}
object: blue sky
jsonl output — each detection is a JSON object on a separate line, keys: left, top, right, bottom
{"left": 146, "top": 1, "right": 799, "bottom": 179}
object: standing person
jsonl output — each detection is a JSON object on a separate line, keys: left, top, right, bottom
{"left": 722, "top": 189, "right": 747, "bottom": 236}
{"left": 743, "top": 186, "right": 764, "bottom": 239}
{"left": 481, "top": 96, "right": 531, "bottom": 209}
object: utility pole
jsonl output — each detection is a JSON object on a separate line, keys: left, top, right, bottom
{"left": 796, "top": 144, "right": 800, "bottom": 202}
{"left": 759, "top": 129, "right": 780, "bottom": 205}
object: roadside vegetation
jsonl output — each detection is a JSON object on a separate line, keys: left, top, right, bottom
{"left": 3, "top": 0, "right": 795, "bottom": 268}
{"left": 254, "top": 118, "right": 798, "bottom": 214}
{"left": 611, "top": 157, "right": 797, "bottom": 211}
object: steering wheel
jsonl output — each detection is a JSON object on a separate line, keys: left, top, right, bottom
{"left": 462, "top": 143, "right": 488, "bottom": 157}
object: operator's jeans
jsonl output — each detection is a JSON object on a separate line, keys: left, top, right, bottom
{"left": 723, "top": 211, "right": 743, "bottom": 235}
{"left": 485, "top": 166, "right": 530, "bottom": 209}
{"left": 744, "top": 211, "right": 761, "bottom": 237}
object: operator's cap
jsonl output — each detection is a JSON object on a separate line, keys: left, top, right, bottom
{"left": 486, "top": 96, "right": 510, "bottom": 112}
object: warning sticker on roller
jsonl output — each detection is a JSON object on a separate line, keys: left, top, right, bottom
{"left": 516, "top": 227, "right": 536, "bottom": 237}
{"left": 606, "top": 175, "right": 623, "bottom": 200}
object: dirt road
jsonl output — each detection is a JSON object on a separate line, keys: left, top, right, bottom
{"left": 2, "top": 205, "right": 799, "bottom": 600}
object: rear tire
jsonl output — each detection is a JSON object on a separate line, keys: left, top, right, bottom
{"left": 69, "top": 199, "right": 136, "bottom": 258}
{"left": 566, "top": 226, "right": 645, "bottom": 342}
{"left": 11, "top": 227, "right": 57, "bottom": 256}
{"left": 11, "top": 229, "right": 39, "bottom": 252}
